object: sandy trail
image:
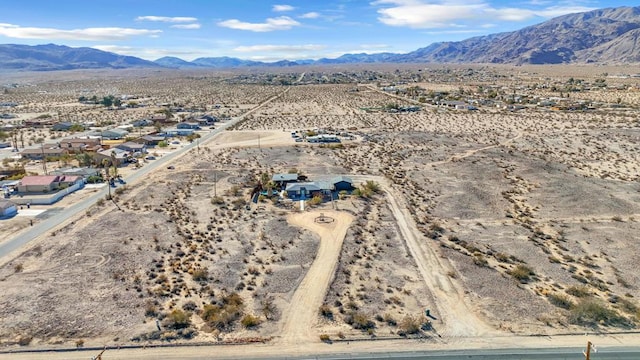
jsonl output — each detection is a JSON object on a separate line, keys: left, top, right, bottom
{"left": 430, "top": 132, "right": 523, "bottom": 166}
{"left": 350, "top": 175, "right": 496, "bottom": 338}
{"left": 277, "top": 210, "right": 354, "bottom": 345}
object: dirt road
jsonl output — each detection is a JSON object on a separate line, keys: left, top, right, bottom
{"left": 349, "top": 174, "right": 495, "bottom": 338}
{"left": 277, "top": 210, "right": 354, "bottom": 345}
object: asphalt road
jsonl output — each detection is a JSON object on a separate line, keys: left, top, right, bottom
{"left": 1, "top": 345, "right": 639, "bottom": 360}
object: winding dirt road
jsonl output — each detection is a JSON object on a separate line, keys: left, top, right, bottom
{"left": 277, "top": 210, "right": 354, "bottom": 345}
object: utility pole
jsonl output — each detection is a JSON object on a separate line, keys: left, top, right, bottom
{"left": 213, "top": 171, "right": 217, "bottom": 198}
{"left": 41, "top": 144, "right": 47, "bottom": 175}
{"left": 583, "top": 340, "right": 596, "bottom": 360}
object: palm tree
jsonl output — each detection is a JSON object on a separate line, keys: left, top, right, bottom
{"left": 102, "top": 158, "right": 112, "bottom": 199}
{"left": 110, "top": 151, "right": 118, "bottom": 178}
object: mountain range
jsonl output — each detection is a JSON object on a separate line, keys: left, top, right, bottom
{"left": 1, "top": 6, "right": 640, "bottom": 71}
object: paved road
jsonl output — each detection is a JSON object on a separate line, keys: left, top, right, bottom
{"left": 1, "top": 345, "right": 639, "bottom": 360}
{"left": 0, "top": 88, "right": 287, "bottom": 260}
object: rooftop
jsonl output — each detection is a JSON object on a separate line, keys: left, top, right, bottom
{"left": 19, "top": 175, "right": 60, "bottom": 186}
{"left": 272, "top": 173, "right": 298, "bottom": 182}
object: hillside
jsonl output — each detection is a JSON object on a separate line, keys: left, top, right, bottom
{"left": 1, "top": 6, "right": 640, "bottom": 70}
{"left": 0, "top": 44, "right": 160, "bottom": 71}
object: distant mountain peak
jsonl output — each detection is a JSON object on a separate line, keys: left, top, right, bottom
{"left": 0, "top": 43, "right": 161, "bottom": 71}
{"left": 2, "top": 6, "right": 640, "bottom": 71}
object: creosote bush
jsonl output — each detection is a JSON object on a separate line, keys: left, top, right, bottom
{"left": 319, "top": 304, "right": 333, "bottom": 320}
{"left": 568, "top": 299, "right": 631, "bottom": 328}
{"left": 547, "top": 293, "right": 575, "bottom": 310}
{"left": 164, "top": 309, "right": 191, "bottom": 329}
{"left": 399, "top": 315, "right": 424, "bottom": 335}
{"left": 192, "top": 268, "right": 209, "bottom": 282}
{"left": 565, "top": 285, "right": 591, "bottom": 298}
{"left": 200, "top": 292, "right": 245, "bottom": 331}
{"left": 345, "top": 311, "right": 375, "bottom": 330}
{"left": 240, "top": 314, "right": 262, "bottom": 328}
{"left": 509, "top": 264, "right": 534, "bottom": 283}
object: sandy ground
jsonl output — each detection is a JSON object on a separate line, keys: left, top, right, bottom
{"left": 277, "top": 210, "right": 354, "bottom": 344}
{"left": 2, "top": 65, "right": 640, "bottom": 357}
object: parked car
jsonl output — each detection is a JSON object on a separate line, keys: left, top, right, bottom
{"left": 145, "top": 156, "right": 156, "bottom": 160}
{"left": 167, "top": 166, "right": 175, "bottom": 170}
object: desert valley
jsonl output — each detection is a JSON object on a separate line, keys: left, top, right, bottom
{"left": 0, "top": 62, "right": 640, "bottom": 359}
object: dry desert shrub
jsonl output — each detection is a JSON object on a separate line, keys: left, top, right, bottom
{"left": 509, "top": 264, "right": 535, "bottom": 283}
{"left": 240, "top": 314, "right": 262, "bottom": 329}
{"left": 568, "top": 299, "right": 631, "bottom": 328}
{"left": 319, "top": 304, "right": 334, "bottom": 320}
{"left": 547, "top": 293, "right": 575, "bottom": 310}
{"left": 164, "top": 309, "right": 191, "bottom": 329}
{"left": 200, "top": 292, "right": 245, "bottom": 331}
{"left": 345, "top": 311, "right": 375, "bottom": 330}
{"left": 565, "top": 285, "right": 591, "bottom": 298}
{"left": 398, "top": 315, "right": 427, "bottom": 335}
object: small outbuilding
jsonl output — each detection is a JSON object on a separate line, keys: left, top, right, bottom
{"left": 0, "top": 199, "right": 18, "bottom": 217}
{"left": 272, "top": 173, "right": 299, "bottom": 189}
{"left": 101, "top": 128, "right": 129, "bottom": 140}
{"left": 331, "top": 176, "right": 354, "bottom": 192}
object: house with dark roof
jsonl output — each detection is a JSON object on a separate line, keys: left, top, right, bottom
{"left": 330, "top": 176, "right": 354, "bottom": 192}
{"left": 177, "top": 122, "right": 201, "bottom": 130}
{"left": 132, "top": 119, "right": 153, "bottom": 127}
{"left": 100, "top": 128, "right": 129, "bottom": 140}
{"left": 116, "top": 141, "right": 147, "bottom": 154}
{"left": 136, "top": 135, "right": 166, "bottom": 146}
{"left": 196, "top": 115, "right": 217, "bottom": 126}
{"left": 285, "top": 181, "right": 333, "bottom": 200}
{"left": 162, "top": 128, "right": 195, "bottom": 137}
{"left": 51, "top": 122, "right": 84, "bottom": 131}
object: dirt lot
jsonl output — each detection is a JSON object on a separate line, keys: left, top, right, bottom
{"left": 1, "top": 65, "right": 640, "bottom": 353}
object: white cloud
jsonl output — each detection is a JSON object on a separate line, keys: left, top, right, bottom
{"left": 373, "top": 1, "right": 485, "bottom": 28}
{"left": 171, "top": 23, "right": 201, "bottom": 29}
{"left": 273, "top": 4, "right": 295, "bottom": 12}
{"left": 135, "top": 16, "right": 198, "bottom": 23}
{"left": 300, "top": 12, "right": 321, "bottom": 19}
{"left": 536, "top": 6, "right": 596, "bottom": 18}
{"left": 359, "top": 43, "right": 390, "bottom": 49}
{"left": 372, "top": 0, "right": 596, "bottom": 28}
{"left": 233, "top": 44, "right": 326, "bottom": 52}
{"left": 217, "top": 16, "right": 300, "bottom": 32}
{"left": 0, "top": 24, "right": 161, "bottom": 41}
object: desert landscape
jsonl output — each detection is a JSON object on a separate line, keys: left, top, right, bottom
{"left": 1, "top": 64, "right": 640, "bottom": 356}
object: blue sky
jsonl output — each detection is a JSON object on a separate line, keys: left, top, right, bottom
{"left": 0, "top": 0, "right": 633, "bottom": 61}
